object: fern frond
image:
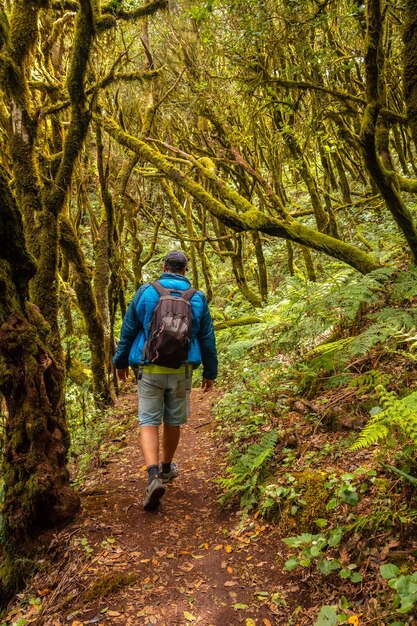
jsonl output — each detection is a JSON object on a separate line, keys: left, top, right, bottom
{"left": 348, "top": 370, "right": 391, "bottom": 392}
{"left": 351, "top": 386, "right": 417, "bottom": 450}
{"left": 219, "top": 428, "right": 279, "bottom": 508}
{"left": 350, "top": 415, "right": 390, "bottom": 451}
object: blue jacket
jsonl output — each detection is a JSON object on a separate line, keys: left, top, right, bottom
{"left": 113, "top": 273, "right": 218, "bottom": 380}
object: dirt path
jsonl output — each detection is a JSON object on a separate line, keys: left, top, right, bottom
{"left": 5, "top": 386, "right": 313, "bottom": 626}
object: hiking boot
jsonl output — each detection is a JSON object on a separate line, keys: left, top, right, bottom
{"left": 159, "top": 462, "right": 179, "bottom": 483}
{"left": 143, "top": 477, "right": 166, "bottom": 511}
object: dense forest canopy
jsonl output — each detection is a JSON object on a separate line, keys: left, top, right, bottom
{"left": 1, "top": 0, "right": 417, "bottom": 607}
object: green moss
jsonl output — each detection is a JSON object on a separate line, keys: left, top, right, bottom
{"left": 84, "top": 572, "right": 137, "bottom": 600}
{"left": 0, "top": 550, "right": 35, "bottom": 605}
{"left": 280, "top": 471, "right": 328, "bottom": 533}
{"left": 67, "top": 358, "right": 93, "bottom": 387}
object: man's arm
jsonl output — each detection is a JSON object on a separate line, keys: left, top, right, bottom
{"left": 196, "top": 291, "right": 218, "bottom": 388}
{"left": 113, "top": 286, "right": 147, "bottom": 371}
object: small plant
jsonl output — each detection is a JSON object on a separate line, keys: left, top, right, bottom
{"left": 283, "top": 528, "right": 362, "bottom": 583}
{"left": 218, "top": 428, "right": 279, "bottom": 509}
{"left": 260, "top": 474, "right": 305, "bottom": 517}
{"left": 380, "top": 563, "right": 417, "bottom": 617}
{"left": 78, "top": 537, "right": 94, "bottom": 558}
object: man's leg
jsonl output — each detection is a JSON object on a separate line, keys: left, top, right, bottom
{"left": 160, "top": 372, "right": 187, "bottom": 481}
{"left": 138, "top": 374, "right": 166, "bottom": 510}
{"left": 140, "top": 425, "right": 159, "bottom": 468}
{"left": 161, "top": 424, "right": 181, "bottom": 465}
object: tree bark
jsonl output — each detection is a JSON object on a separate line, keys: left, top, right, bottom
{"left": 59, "top": 216, "right": 114, "bottom": 408}
{"left": 0, "top": 169, "right": 79, "bottom": 598}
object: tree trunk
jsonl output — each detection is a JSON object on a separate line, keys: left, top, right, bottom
{"left": 59, "top": 216, "right": 114, "bottom": 408}
{"left": 0, "top": 169, "right": 79, "bottom": 599}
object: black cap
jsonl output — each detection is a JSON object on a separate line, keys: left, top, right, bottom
{"left": 163, "top": 250, "right": 188, "bottom": 266}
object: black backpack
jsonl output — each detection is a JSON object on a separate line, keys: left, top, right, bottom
{"left": 144, "top": 281, "right": 196, "bottom": 369}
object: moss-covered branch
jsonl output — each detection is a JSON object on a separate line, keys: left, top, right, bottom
{"left": 40, "top": 70, "right": 161, "bottom": 117}
{"left": 214, "top": 317, "right": 261, "bottom": 331}
{"left": 101, "top": 0, "right": 168, "bottom": 20}
{"left": 32, "top": 0, "right": 96, "bottom": 355}
{"left": 99, "top": 114, "right": 380, "bottom": 274}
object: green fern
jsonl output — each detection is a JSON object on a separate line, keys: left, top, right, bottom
{"left": 351, "top": 384, "right": 417, "bottom": 450}
{"left": 348, "top": 369, "right": 391, "bottom": 393}
{"left": 219, "top": 428, "right": 279, "bottom": 509}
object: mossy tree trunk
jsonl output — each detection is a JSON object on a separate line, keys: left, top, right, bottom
{"left": 361, "top": 0, "right": 417, "bottom": 263}
{"left": 59, "top": 216, "right": 114, "bottom": 408}
{"left": 0, "top": 169, "right": 79, "bottom": 599}
{"left": 403, "top": 0, "right": 417, "bottom": 149}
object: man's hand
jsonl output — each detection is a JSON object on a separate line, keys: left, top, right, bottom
{"left": 117, "top": 367, "right": 129, "bottom": 382}
{"left": 201, "top": 378, "right": 215, "bottom": 392}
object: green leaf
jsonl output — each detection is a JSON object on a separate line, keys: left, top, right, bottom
{"left": 350, "top": 572, "right": 363, "bottom": 583}
{"left": 381, "top": 463, "right": 417, "bottom": 487}
{"left": 328, "top": 528, "right": 343, "bottom": 547}
{"left": 326, "top": 498, "right": 338, "bottom": 511}
{"left": 317, "top": 559, "right": 341, "bottom": 576}
{"left": 283, "top": 533, "right": 313, "bottom": 547}
{"left": 380, "top": 563, "right": 400, "bottom": 580}
{"left": 315, "top": 518, "right": 328, "bottom": 528}
{"left": 339, "top": 488, "right": 358, "bottom": 505}
{"left": 314, "top": 605, "right": 338, "bottom": 626}
{"left": 283, "top": 556, "right": 299, "bottom": 571}
{"left": 232, "top": 603, "right": 249, "bottom": 610}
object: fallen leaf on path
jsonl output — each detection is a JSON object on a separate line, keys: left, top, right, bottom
{"left": 183, "top": 611, "right": 196, "bottom": 622}
{"left": 108, "top": 611, "right": 122, "bottom": 616}
{"left": 263, "top": 619, "right": 273, "bottom": 626}
{"left": 225, "top": 545, "right": 233, "bottom": 553}
{"left": 233, "top": 603, "right": 249, "bottom": 610}
{"left": 246, "top": 620, "right": 256, "bottom": 626}
{"left": 36, "top": 588, "right": 51, "bottom": 596}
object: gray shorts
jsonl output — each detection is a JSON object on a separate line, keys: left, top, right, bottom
{"left": 138, "top": 371, "right": 188, "bottom": 427}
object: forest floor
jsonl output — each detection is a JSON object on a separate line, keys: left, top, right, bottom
{"left": 1, "top": 383, "right": 327, "bottom": 626}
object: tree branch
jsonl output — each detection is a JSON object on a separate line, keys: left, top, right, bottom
{"left": 99, "top": 114, "right": 380, "bottom": 274}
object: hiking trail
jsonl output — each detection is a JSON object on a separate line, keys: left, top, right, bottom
{"left": 5, "top": 385, "right": 317, "bottom": 626}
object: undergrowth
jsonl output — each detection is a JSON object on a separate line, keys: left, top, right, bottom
{"left": 214, "top": 264, "right": 417, "bottom": 622}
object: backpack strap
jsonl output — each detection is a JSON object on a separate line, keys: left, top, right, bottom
{"left": 152, "top": 281, "right": 196, "bottom": 301}
{"left": 182, "top": 287, "right": 196, "bottom": 301}
{"left": 151, "top": 281, "right": 169, "bottom": 297}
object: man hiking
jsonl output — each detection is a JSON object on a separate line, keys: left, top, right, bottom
{"left": 113, "top": 251, "right": 218, "bottom": 511}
